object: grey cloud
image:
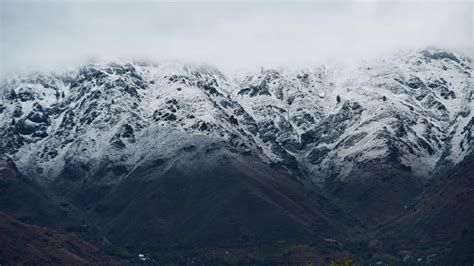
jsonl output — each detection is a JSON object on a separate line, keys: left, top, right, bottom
{"left": 0, "top": 0, "right": 472, "bottom": 75}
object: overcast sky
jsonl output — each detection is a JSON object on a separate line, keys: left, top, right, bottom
{"left": 0, "top": 0, "right": 472, "bottom": 74}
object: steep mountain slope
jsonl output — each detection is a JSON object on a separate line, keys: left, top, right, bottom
{"left": 0, "top": 48, "right": 472, "bottom": 264}
{"left": 0, "top": 48, "right": 471, "bottom": 188}
{"left": 0, "top": 62, "right": 267, "bottom": 185}
{"left": 0, "top": 132, "right": 361, "bottom": 265}
{"left": 345, "top": 154, "right": 474, "bottom": 265}
{"left": 384, "top": 154, "right": 474, "bottom": 264}
{"left": 80, "top": 134, "right": 359, "bottom": 249}
{"left": 233, "top": 49, "right": 472, "bottom": 182}
{"left": 0, "top": 156, "right": 78, "bottom": 229}
{"left": 0, "top": 211, "right": 119, "bottom": 265}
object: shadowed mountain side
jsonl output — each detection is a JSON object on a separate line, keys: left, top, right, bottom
{"left": 0, "top": 157, "right": 78, "bottom": 229}
{"left": 0, "top": 212, "right": 119, "bottom": 265}
{"left": 380, "top": 154, "right": 474, "bottom": 264}
{"left": 61, "top": 144, "right": 362, "bottom": 252}
{"left": 325, "top": 166, "right": 424, "bottom": 227}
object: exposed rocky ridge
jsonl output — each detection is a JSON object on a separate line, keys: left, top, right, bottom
{"left": 0, "top": 48, "right": 471, "bottom": 186}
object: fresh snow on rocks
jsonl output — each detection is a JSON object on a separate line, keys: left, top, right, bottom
{"left": 0, "top": 48, "right": 472, "bottom": 184}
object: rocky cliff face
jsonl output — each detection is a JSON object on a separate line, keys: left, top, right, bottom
{"left": 0, "top": 48, "right": 472, "bottom": 186}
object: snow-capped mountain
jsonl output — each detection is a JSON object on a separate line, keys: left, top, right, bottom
{"left": 0, "top": 48, "right": 472, "bottom": 185}
{"left": 235, "top": 49, "right": 472, "bottom": 182}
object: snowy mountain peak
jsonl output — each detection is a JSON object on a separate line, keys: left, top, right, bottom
{"left": 0, "top": 49, "right": 472, "bottom": 184}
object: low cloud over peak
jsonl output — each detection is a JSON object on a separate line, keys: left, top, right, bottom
{"left": 1, "top": 1, "right": 472, "bottom": 75}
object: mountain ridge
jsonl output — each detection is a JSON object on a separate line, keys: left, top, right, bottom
{"left": 1, "top": 48, "right": 471, "bottom": 186}
{"left": 0, "top": 47, "right": 472, "bottom": 264}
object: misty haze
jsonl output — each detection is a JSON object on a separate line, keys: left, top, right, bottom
{"left": 0, "top": 0, "right": 473, "bottom": 265}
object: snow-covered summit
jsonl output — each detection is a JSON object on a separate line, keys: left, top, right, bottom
{"left": 0, "top": 49, "right": 472, "bottom": 184}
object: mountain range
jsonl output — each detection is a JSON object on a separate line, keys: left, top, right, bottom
{"left": 0, "top": 48, "right": 472, "bottom": 265}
